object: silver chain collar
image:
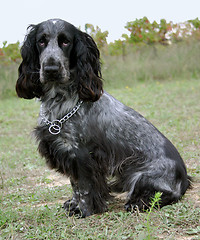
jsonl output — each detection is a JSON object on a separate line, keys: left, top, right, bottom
{"left": 40, "top": 100, "right": 83, "bottom": 135}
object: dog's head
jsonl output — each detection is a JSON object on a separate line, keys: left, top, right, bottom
{"left": 16, "top": 19, "right": 103, "bottom": 101}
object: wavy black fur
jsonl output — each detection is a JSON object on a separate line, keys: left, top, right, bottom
{"left": 16, "top": 19, "right": 191, "bottom": 218}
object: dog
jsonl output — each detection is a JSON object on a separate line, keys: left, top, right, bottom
{"left": 16, "top": 19, "right": 191, "bottom": 217}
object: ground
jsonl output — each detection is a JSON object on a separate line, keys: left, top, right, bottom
{"left": 0, "top": 78, "right": 199, "bottom": 239}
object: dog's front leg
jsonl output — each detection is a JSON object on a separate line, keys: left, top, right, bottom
{"left": 76, "top": 179, "right": 94, "bottom": 218}
{"left": 63, "top": 178, "right": 80, "bottom": 216}
{"left": 63, "top": 177, "right": 96, "bottom": 218}
{"left": 63, "top": 148, "right": 109, "bottom": 217}
{"left": 63, "top": 178, "right": 94, "bottom": 218}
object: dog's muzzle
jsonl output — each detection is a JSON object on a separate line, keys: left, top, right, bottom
{"left": 42, "top": 61, "right": 62, "bottom": 81}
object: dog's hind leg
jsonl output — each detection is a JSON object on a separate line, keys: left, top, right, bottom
{"left": 124, "top": 174, "right": 191, "bottom": 212}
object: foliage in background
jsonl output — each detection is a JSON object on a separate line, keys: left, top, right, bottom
{"left": 123, "top": 17, "right": 200, "bottom": 45}
{"left": 0, "top": 41, "right": 21, "bottom": 64}
{"left": 1, "top": 17, "right": 200, "bottom": 98}
{"left": 124, "top": 17, "right": 172, "bottom": 44}
{"left": 0, "top": 42, "right": 20, "bottom": 98}
{"left": 1, "top": 17, "right": 200, "bottom": 59}
{"left": 103, "top": 40, "right": 200, "bottom": 88}
{"left": 108, "top": 17, "right": 200, "bottom": 55}
{"left": 85, "top": 23, "right": 108, "bottom": 49}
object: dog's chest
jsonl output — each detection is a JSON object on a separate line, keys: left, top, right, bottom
{"left": 39, "top": 120, "right": 78, "bottom": 142}
{"left": 36, "top": 122, "right": 80, "bottom": 153}
{"left": 34, "top": 123, "right": 81, "bottom": 173}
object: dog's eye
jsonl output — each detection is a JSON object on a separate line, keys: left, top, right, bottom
{"left": 38, "top": 36, "right": 47, "bottom": 47}
{"left": 58, "top": 35, "right": 70, "bottom": 47}
{"left": 62, "top": 39, "right": 69, "bottom": 46}
{"left": 39, "top": 40, "right": 45, "bottom": 46}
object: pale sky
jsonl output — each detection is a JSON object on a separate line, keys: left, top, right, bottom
{"left": 0, "top": 0, "right": 199, "bottom": 47}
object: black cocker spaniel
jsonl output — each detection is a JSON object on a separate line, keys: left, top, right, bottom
{"left": 16, "top": 19, "right": 191, "bottom": 218}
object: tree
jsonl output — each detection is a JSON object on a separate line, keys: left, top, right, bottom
{"left": 124, "top": 17, "right": 173, "bottom": 45}
{"left": 85, "top": 24, "right": 108, "bottom": 50}
{"left": 1, "top": 41, "right": 21, "bottom": 63}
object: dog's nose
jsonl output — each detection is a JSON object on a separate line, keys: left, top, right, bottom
{"left": 44, "top": 65, "right": 60, "bottom": 74}
{"left": 42, "top": 58, "right": 62, "bottom": 81}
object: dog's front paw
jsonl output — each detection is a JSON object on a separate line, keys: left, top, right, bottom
{"left": 63, "top": 199, "right": 93, "bottom": 218}
{"left": 63, "top": 198, "right": 78, "bottom": 212}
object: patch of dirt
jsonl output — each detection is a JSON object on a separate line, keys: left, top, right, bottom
{"left": 158, "top": 234, "right": 197, "bottom": 240}
{"left": 46, "top": 171, "right": 70, "bottom": 187}
{"left": 186, "top": 179, "right": 200, "bottom": 208}
{"left": 21, "top": 170, "right": 199, "bottom": 240}
{"left": 34, "top": 170, "right": 70, "bottom": 188}
{"left": 43, "top": 171, "right": 200, "bottom": 207}
{"left": 26, "top": 168, "right": 199, "bottom": 218}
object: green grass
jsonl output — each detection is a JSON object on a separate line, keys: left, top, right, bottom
{"left": 0, "top": 63, "right": 18, "bottom": 98}
{"left": 103, "top": 40, "right": 200, "bottom": 88}
{"left": 0, "top": 78, "right": 199, "bottom": 239}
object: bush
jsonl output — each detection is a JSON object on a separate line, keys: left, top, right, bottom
{"left": 0, "top": 41, "right": 21, "bottom": 64}
{"left": 0, "top": 63, "right": 18, "bottom": 98}
{"left": 102, "top": 40, "right": 200, "bottom": 88}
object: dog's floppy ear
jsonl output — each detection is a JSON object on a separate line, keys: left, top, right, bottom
{"left": 72, "top": 31, "right": 103, "bottom": 102}
{"left": 16, "top": 25, "right": 43, "bottom": 99}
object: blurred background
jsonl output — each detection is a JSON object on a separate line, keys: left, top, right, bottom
{"left": 0, "top": 0, "right": 200, "bottom": 96}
